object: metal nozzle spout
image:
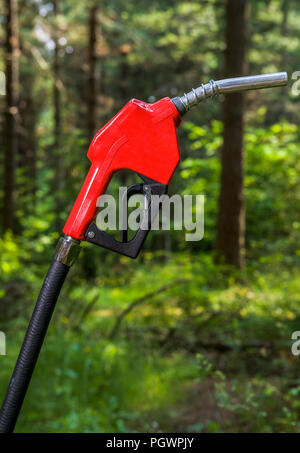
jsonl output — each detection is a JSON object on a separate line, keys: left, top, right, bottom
{"left": 172, "top": 72, "right": 288, "bottom": 115}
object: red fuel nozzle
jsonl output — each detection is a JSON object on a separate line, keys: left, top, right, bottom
{"left": 63, "top": 97, "right": 181, "bottom": 240}
{"left": 63, "top": 72, "right": 288, "bottom": 241}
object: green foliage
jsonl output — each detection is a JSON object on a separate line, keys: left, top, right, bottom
{"left": 0, "top": 330, "right": 197, "bottom": 432}
{"left": 181, "top": 120, "right": 300, "bottom": 256}
{"left": 1, "top": 0, "right": 300, "bottom": 434}
{"left": 1, "top": 248, "right": 300, "bottom": 432}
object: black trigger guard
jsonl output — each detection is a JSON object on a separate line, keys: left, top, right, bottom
{"left": 120, "top": 182, "right": 145, "bottom": 243}
{"left": 85, "top": 176, "right": 167, "bottom": 259}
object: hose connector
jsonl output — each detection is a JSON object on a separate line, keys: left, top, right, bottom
{"left": 54, "top": 235, "right": 81, "bottom": 267}
{"left": 172, "top": 72, "right": 288, "bottom": 115}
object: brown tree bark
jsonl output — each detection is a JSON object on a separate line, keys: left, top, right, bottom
{"left": 281, "top": 0, "right": 290, "bottom": 37}
{"left": 19, "top": 78, "right": 37, "bottom": 210}
{"left": 215, "top": 0, "right": 249, "bottom": 269}
{"left": 3, "top": 0, "right": 19, "bottom": 232}
{"left": 280, "top": 0, "right": 290, "bottom": 116}
{"left": 53, "top": 0, "right": 61, "bottom": 153}
{"left": 52, "top": 0, "right": 63, "bottom": 227}
{"left": 87, "top": 3, "right": 98, "bottom": 143}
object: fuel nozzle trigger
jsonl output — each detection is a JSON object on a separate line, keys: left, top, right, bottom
{"left": 85, "top": 175, "right": 167, "bottom": 258}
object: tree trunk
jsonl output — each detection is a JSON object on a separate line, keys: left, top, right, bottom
{"left": 18, "top": 77, "right": 37, "bottom": 211}
{"left": 3, "top": 0, "right": 19, "bottom": 232}
{"left": 80, "top": 4, "right": 99, "bottom": 281}
{"left": 53, "top": 1, "right": 60, "bottom": 153}
{"left": 87, "top": 4, "right": 98, "bottom": 143}
{"left": 281, "top": 0, "right": 290, "bottom": 37}
{"left": 53, "top": 0, "right": 63, "bottom": 228}
{"left": 280, "top": 0, "right": 290, "bottom": 116}
{"left": 215, "top": 0, "right": 249, "bottom": 269}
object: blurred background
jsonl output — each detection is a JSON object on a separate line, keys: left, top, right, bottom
{"left": 0, "top": 0, "right": 300, "bottom": 433}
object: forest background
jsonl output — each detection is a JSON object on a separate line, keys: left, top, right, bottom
{"left": 1, "top": 0, "right": 300, "bottom": 433}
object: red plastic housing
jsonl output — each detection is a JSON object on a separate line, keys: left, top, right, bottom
{"left": 63, "top": 97, "right": 181, "bottom": 240}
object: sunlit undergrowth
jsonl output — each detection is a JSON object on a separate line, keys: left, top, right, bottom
{"left": 1, "top": 251, "right": 299, "bottom": 432}
{"left": 0, "top": 332, "right": 198, "bottom": 433}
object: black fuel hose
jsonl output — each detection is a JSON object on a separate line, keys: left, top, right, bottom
{"left": 0, "top": 236, "right": 80, "bottom": 433}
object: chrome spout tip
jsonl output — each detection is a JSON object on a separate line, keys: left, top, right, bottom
{"left": 173, "top": 71, "right": 289, "bottom": 115}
